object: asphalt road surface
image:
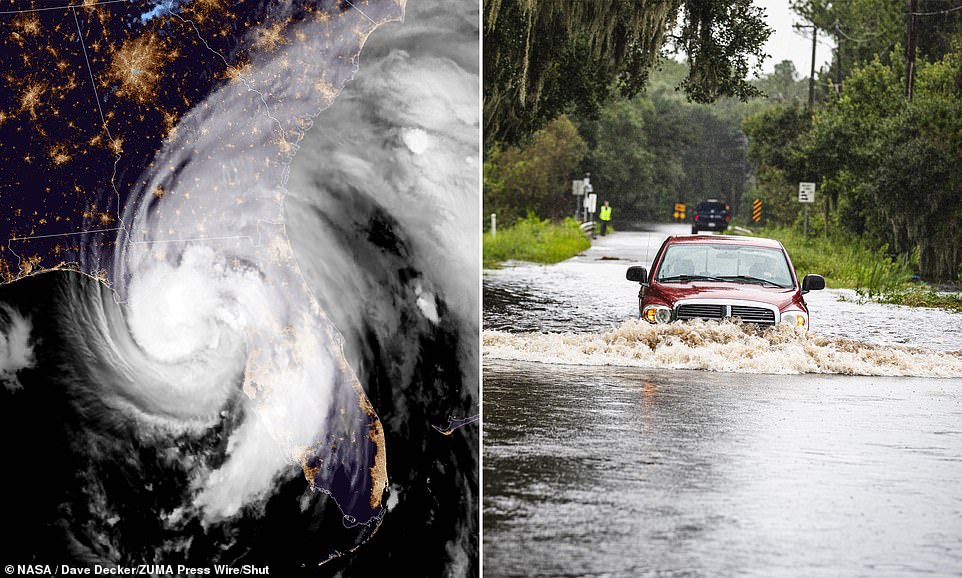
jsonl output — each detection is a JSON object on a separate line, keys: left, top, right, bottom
{"left": 483, "top": 223, "right": 962, "bottom": 576}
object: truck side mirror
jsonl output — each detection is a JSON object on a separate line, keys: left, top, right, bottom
{"left": 626, "top": 266, "right": 648, "bottom": 283}
{"left": 802, "top": 274, "right": 825, "bottom": 293}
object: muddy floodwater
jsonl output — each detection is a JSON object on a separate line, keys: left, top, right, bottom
{"left": 484, "top": 362, "right": 962, "bottom": 576}
{"left": 482, "top": 223, "right": 962, "bottom": 576}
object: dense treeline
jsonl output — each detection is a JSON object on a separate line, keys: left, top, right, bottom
{"left": 482, "top": 0, "right": 772, "bottom": 226}
{"left": 483, "top": 0, "right": 770, "bottom": 146}
{"left": 746, "top": 1, "right": 962, "bottom": 281}
{"left": 484, "top": 61, "right": 804, "bottom": 224}
{"left": 483, "top": 0, "right": 962, "bottom": 281}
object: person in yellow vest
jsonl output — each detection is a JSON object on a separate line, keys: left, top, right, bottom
{"left": 599, "top": 201, "right": 612, "bottom": 236}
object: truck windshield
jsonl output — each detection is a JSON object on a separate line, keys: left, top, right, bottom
{"left": 655, "top": 244, "right": 794, "bottom": 288}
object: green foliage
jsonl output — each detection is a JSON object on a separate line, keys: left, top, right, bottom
{"left": 674, "top": 0, "right": 769, "bottom": 103}
{"left": 483, "top": 0, "right": 674, "bottom": 146}
{"left": 483, "top": 216, "right": 591, "bottom": 269}
{"left": 742, "top": 103, "right": 815, "bottom": 227}
{"left": 793, "top": 0, "right": 962, "bottom": 70}
{"left": 805, "top": 56, "right": 962, "bottom": 280}
{"left": 743, "top": 103, "right": 811, "bottom": 181}
{"left": 791, "top": 0, "right": 904, "bottom": 69}
{"left": 751, "top": 60, "right": 809, "bottom": 103}
{"left": 484, "top": 116, "right": 588, "bottom": 225}
{"left": 741, "top": 51, "right": 962, "bottom": 282}
{"left": 573, "top": 62, "right": 760, "bottom": 222}
{"left": 678, "top": 106, "right": 751, "bottom": 212}
{"left": 752, "top": 226, "right": 913, "bottom": 295}
{"left": 578, "top": 98, "right": 659, "bottom": 217}
{"left": 876, "top": 288, "right": 962, "bottom": 313}
{"left": 483, "top": 11, "right": 962, "bottom": 284}
{"left": 484, "top": 58, "right": 771, "bottom": 228}
{"left": 744, "top": 227, "right": 961, "bottom": 312}
{"left": 483, "top": 0, "right": 771, "bottom": 146}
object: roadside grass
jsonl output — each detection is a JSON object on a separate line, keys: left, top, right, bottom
{"left": 764, "top": 226, "right": 911, "bottom": 294}
{"left": 483, "top": 215, "right": 590, "bottom": 269}
{"left": 745, "top": 225, "right": 962, "bottom": 312}
{"left": 877, "top": 288, "right": 962, "bottom": 313}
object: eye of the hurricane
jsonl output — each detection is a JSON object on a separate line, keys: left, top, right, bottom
{"left": 125, "top": 246, "right": 241, "bottom": 364}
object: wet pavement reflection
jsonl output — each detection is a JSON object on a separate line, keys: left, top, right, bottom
{"left": 483, "top": 361, "right": 962, "bottom": 577}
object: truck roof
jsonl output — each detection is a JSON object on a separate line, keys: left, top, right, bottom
{"left": 666, "top": 234, "right": 784, "bottom": 249}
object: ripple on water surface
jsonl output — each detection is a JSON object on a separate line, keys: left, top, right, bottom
{"left": 483, "top": 318, "right": 962, "bottom": 378}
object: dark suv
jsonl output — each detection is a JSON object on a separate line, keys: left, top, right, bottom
{"left": 691, "top": 200, "right": 730, "bottom": 234}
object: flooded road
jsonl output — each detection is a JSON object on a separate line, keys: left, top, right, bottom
{"left": 483, "top": 223, "right": 962, "bottom": 576}
{"left": 483, "top": 223, "right": 962, "bottom": 351}
{"left": 484, "top": 361, "right": 962, "bottom": 576}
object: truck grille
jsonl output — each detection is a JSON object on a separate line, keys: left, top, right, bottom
{"left": 675, "top": 304, "right": 776, "bottom": 325}
{"left": 730, "top": 305, "right": 776, "bottom": 325}
{"left": 676, "top": 304, "right": 725, "bottom": 320}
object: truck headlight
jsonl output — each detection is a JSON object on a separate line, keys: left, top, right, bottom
{"left": 644, "top": 305, "right": 672, "bottom": 324}
{"left": 780, "top": 311, "right": 807, "bottom": 327}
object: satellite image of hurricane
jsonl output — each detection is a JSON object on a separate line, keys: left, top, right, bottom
{"left": 0, "top": 0, "right": 478, "bottom": 575}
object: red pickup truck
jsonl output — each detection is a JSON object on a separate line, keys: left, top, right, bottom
{"left": 626, "top": 235, "right": 825, "bottom": 329}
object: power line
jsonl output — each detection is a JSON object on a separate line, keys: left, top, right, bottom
{"left": 832, "top": 20, "right": 887, "bottom": 44}
{"left": 910, "top": 3, "right": 962, "bottom": 16}
{"left": 906, "top": 0, "right": 918, "bottom": 99}
{"left": 794, "top": 22, "right": 818, "bottom": 109}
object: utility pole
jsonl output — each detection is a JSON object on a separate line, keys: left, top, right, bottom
{"left": 794, "top": 22, "right": 818, "bottom": 109}
{"left": 834, "top": 21, "right": 843, "bottom": 97}
{"left": 581, "top": 172, "right": 591, "bottom": 222}
{"left": 905, "top": 0, "right": 918, "bottom": 100}
{"left": 826, "top": 22, "right": 843, "bottom": 237}
{"left": 795, "top": 21, "right": 819, "bottom": 237}
{"left": 810, "top": 25, "right": 817, "bottom": 107}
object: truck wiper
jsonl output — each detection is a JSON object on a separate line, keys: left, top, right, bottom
{"left": 717, "top": 275, "right": 788, "bottom": 288}
{"left": 658, "top": 274, "right": 728, "bottom": 283}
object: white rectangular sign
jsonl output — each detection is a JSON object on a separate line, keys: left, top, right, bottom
{"left": 572, "top": 180, "right": 585, "bottom": 196}
{"left": 798, "top": 182, "right": 816, "bottom": 203}
{"left": 584, "top": 193, "right": 597, "bottom": 213}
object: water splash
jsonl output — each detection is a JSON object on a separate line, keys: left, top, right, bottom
{"left": 483, "top": 319, "right": 962, "bottom": 378}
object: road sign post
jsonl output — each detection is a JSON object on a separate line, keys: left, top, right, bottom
{"left": 572, "top": 180, "right": 585, "bottom": 220}
{"left": 584, "top": 192, "right": 597, "bottom": 215}
{"left": 573, "top": 175, "right": 591, "bottom": 221}
{"left": 584, "top": 193, "right": 598, "bottom": 236}
{"left": 583, "top": 183, "right": 593, "bottom": 222}
{"left": 673, "top": 203, "right": 686, "bottom": 220}
{"left": 798, "top": 182, "right": 815, "bottom": 236}
{"left": 572, "top": 180, "right": 585, "bottom": 196}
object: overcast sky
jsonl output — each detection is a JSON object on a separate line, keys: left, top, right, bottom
{"left": 759, "top": 0, "right": 836, "bottom": 76}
